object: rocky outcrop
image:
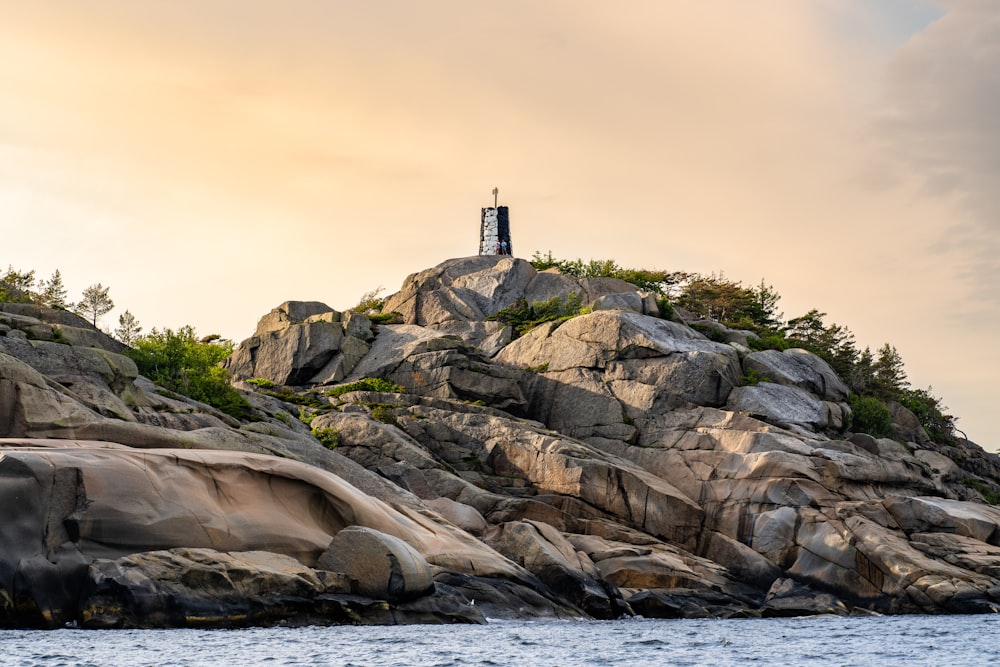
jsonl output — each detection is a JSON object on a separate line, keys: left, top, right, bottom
{"left": 3, "top": 255, "right": 1000, "bottom": 627}
{"left": 0, "top": 441, "right": 534, "bottom": 628}
{"left": 223, "top": 301, "right": 373, "bottom": 385}
{"left": 381, "top": 256, "right": 665, "bottom": 344}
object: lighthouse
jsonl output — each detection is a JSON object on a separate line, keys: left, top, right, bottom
{"left": 480, "top": 187, "right": 513, "bottom": 256}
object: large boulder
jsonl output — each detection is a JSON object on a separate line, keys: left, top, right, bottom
{"left": 742, "top": 349, "right": 849, "bottom": 402}
{"left": 382, "top": 256, "right": 536, "bottom": 326}
{"left": 495, "top": 310, "right": 742, "bottom": 432}
{"left": 317, "top": 526, "right": 435, "bottom": 602}
{"left": 224, "top": 301, "right": 373, "bottom": 385}
{"left": 381, "top": 257, "right": 659, "bottom": 329}
{"left": 726, "top": 383, "right": 846, "bottom": 432}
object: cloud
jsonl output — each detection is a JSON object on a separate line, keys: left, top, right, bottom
{"left": 874, "top": 0, "right": 1000, "bottom": 307}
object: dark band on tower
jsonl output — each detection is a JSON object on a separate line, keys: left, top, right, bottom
{"left": 480, "top": 188, "right": 513, "bottom": 256}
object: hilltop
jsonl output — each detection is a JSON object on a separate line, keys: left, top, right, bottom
{"left": 2, "top": 255, "right": 1000, "bottom": 628}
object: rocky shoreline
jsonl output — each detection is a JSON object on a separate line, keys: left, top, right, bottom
{"left": 2, "top": 255, "right": 1000, "bottom": 628}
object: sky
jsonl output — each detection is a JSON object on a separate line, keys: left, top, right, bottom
{"left": 3, "top": 1, "right": 1000, "bottom": 451}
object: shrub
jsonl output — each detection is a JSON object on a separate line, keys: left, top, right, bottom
{"left": 298, "top": 406, "right": 320, "bottom": 425}
{"left": 258, "top": 387, "right": 327, "bottom": 408}
{"left": 488, "top": 293, "right": 586, "bottom": 336}
{"left": 312, "top": 427, "right": 340, "bottom": 449}
{"left": 740, "top": 368, "right": 768, "bottom": 386}
{"left": 371, "top": 404, "right": 398, "bottom": 426}
{"left": 368, "top": 312, "right": 402, "bottom": 324}
{"left": 747, "top": 331, "right": 791, "bottom": 352}
{"left": 849, "top": 394, "right": 893, "bottom": 438}
{"left": 325, "top": 377, "right": 404, "bottom": 398}
{"left": 352, "top": 286, "right": 385, "bottom": 313}
{"left": 247, "top": 377, "right": 276, "bottom": 389}
{"left": 656, "top": 297, "right": 674, "bottom": 320}
{"left": 127, "top": 326, "right": 254, "bottom": 420}
{"left": 961, "top": 478, "right": 999, "bottom": 505}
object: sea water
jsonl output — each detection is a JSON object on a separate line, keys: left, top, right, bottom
{"left": 2, "top": 615, "right": 998, "bottom": 667}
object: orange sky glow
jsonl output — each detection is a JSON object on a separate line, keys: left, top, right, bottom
{"left": 4, "top": 1, "right": 999, "bottom": 451}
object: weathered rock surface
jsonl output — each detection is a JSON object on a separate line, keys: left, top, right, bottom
{"left": 381, "top": 256, "right": 664, "bottom": 334}
{"left": 3, "top": 256, "right": 1000, "bottom": 627}
{"left": 317, "top": 526, "right": 435, "bottom": 602}
{"left": 223, "top": 301, "right": 372, "bottom": 385}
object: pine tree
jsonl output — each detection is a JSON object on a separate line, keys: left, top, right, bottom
{"left": 40, "top": 270, "right": 70, "bottom": 309}
{"left": 872, "top": 343, "right": 909, "bottom": 399}
{"left": 0, "top": 265, "right": 36, "bottom": 303}
{"left": 114, "top": 310, "right": 142, "bottom": 346}
{"left": 76, "top": 283, "right": 114, "bottom": 327}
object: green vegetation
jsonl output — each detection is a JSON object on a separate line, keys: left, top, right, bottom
{"left": 258, "top": 387, "right": 327, "bottom": 408}
{"left": 530, "top": 251, "right": 685, "bottom": 295}
{"left": 325, "top": 377, "right": 404, "bottom": 397}
{"left": 40, "top": 270, "right": 70, "bottom": 309}
{"left": 532, "top": 251, "right": 957, "bottom": 442}
{"left": 298, "top": 406, "right": 319, "bottom": 426}
{"left": 488, "top": 292, "right": 589, "bottom": 336}
{"left": 740, "top": 368, "right": 770, "bottom": 386}
{"left": 961, "top": 478, "right": 999, "bottom": 505}
{"left": 126, "top": 326, "right": 254, "bottom": 420}
{"left": 352, "top": 286, "right": 386, "bottom": 313}
{"left": 371, "top": 404, "right": 399, "bottom": 426}
{"left": 312, "top": 427, "right": 340, "bottom": 449}
{"left": 0, "top": 265, "right": 39, "bottom": 304}
{"left": 114, "top": 310, "right": 143, "bottom": 346}
{"left": 350, "top": 286, "right": 401, "bottom": 324}
{"left": 246, "top": 377, "right": 276, "bottom": 389}
{"left": 849, "top": 394, "right": 894, "bottom": 439}
{"left": 76, "top": 283, "right": 114, "bottom": 327}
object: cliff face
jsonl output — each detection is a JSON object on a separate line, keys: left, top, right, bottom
{"left": 2, "top": 257, "right": 1000, "bottom": 628}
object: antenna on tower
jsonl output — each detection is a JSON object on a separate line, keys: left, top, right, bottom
{"left": 492, "top": 187, "right": 499, "bottom": 208}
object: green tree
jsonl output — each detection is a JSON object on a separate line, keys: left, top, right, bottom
{"left": 40, "top": 270, "right": 70, "bottom": 309}
{"left": 785, "top": 309, "right": 859, "bottom": 379}
{"left": 871, "top": 343, "right": 908, "bottom": 399}
{"left": 0, "top": 265, "right": 37, "bottom": 303}
{"left": 114, "top": 310, "right": 143, "bottom": 346}
{"left": 76, "top": 283, "right": 114, "bottom": 326}
{"left": 678, "top": 274, "right": 758, "bottom": 325}
{"left": 127, "top": 326, "right": 252, "bottom": 419}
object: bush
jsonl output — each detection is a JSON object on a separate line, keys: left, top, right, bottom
{"left": 325, "top": 377, "right": 404, "bottom": 398}
{"left": 656, "top": 297, "right": 674, "bottom": 320}
{"left": 371, "top": 404, "right": 398, "bottom": 426}
{"left": 127, "top": 326, "right": 254, "bottom": 420}
{"left": 849, "top": 394, "right": 893, "bottom": 438}
{"left": 488, "top": 293, "right": 586, "bottom": 336}
{"left": 312, "top": 427, "right": 340, "bottom": 449}
{"left": 961, "top": 478, "right": 999, "bottom": 505}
